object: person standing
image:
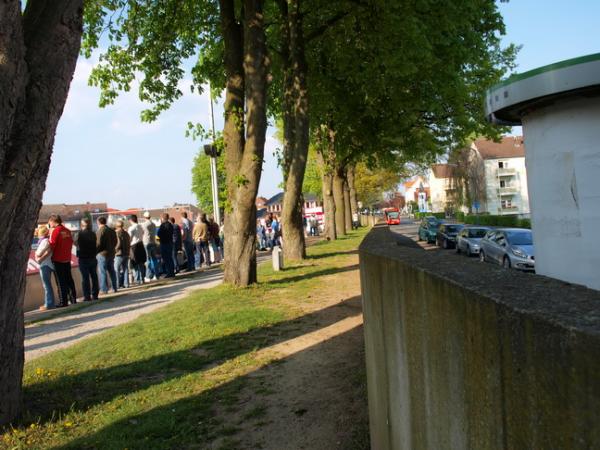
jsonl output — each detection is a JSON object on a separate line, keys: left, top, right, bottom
{"left": 96, "top": 216, "right": 118, "bottom": 294}
{"left": 272, "top": 215, "right": 281, "bottom": 247}
{"left": 157, "top": 213, "right": 175, "bottom": 278}
{"left": 76, "top": 218, "right": 99, "bottom": 301}
{"left": 193, "top": 213, "right": 211, "bottom": 268}
{"left": 114, "top": 219, "right": 131, "bottom": 288}
{"left": 48, "top": 215, "right": 77, "bottom": 307}
{"left": 208, "top": 215, "right": 221, "bottom": 263}
{"left": 142, "top": 211, "right": 159, "bottom": 280}
{"left": 170, "top": 217, "right": 182, "bottom": 273}
{"left": 180, "top": 212, "right": 195, "bottom": 271}
{"left": 35, "top": 226, "right": 56, "bottom": 310}
{"left": 128, "top": 214, "right": 147, "bottom": 284}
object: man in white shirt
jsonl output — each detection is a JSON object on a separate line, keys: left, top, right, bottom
{"left": 142, "top": 211, "right": 159, "bottom": 280}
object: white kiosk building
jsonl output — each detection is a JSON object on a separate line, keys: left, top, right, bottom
{"left": 486, "top": 53, "right": 600, "bottom": 291}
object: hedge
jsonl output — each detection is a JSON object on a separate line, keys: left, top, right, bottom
{"left": 463, "top": 214, "right": 531, "bottom": 229}
{"left": 414, "top": 212, "right": 445, "bottom": 220}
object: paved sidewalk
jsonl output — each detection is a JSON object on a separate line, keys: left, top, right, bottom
{"left": 25, "top": 268, "right": 223, "bottom": 362}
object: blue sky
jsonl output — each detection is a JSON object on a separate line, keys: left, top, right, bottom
{"left": 43, "top": 1, "right": 600, "bottom": 210}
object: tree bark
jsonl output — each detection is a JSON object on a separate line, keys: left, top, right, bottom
{"left": 317, "top": 151, "right": 336, "bottom": 241}
{"left": 0, "top": 0, "right": 84, "bottom": 425}
{"left": 343, "top": 176, "right": 353, "bottom": 231}
{"left": 220, "top": 0, "right": 269, "bottom": 286}
{"left": 332, "top": 164, "right": 347, "bottom": 236}
{"left": 279, "top": 0, "right": 309, "bottom": 261}
{"left": 347, "top": 165, "right": 359, "bottom": 218}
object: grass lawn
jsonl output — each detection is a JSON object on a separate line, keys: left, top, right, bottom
{"left": 2, "top": 229, "right": 368, "bottom": 450}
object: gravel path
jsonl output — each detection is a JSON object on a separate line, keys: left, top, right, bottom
{"left": 24, "top": 268, "right": 223, "bottom": 362}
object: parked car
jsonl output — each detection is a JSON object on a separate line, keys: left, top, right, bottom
{"left": 455, "top": 226, "right": 491, "bottom": 256}
{"left": 479, "top": 228, "right": 535, "bottom": 271}
{"left": 436, "top": 223, "right": 464, "bottom": 249}
{"left": 418, "top": 217, "right": 442, "bottom": 243}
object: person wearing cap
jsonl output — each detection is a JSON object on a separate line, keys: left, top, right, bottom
{"left": 35, "top": 226, "right": 56, "bottom": 310}
{"left": 142, "top": 211, "right": 159, "bottom": 280}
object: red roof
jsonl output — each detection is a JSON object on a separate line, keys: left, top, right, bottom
{"left": 473, "top": 136, "right": 525, "bottom": 159}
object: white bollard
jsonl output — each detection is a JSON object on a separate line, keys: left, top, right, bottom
{"left": 272, "top": 246, "right": 284, "bottom": 271}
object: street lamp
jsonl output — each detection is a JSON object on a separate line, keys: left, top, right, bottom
{"left": 207, "top": 85, "right": 221, "bottom": 225}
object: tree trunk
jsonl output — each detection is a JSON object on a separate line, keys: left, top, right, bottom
{"left": 279, "top": 0, "right": 309, "bottom": 261}
{"left": 332, "top": 164, "right": 347, "bottom": 236}
{"left": 220, "top": 0, "right": 269, "bottom": 286}
{"left": 343, "top": 176, "right": 353, "bottom": 231}
{"left": 316, "top": 150, "right": 336, "bottom": 240}
{"left": 347, "top": 165, "right": 359, "bottom": 218}
{"left": 0, "top": 0, "right": 84, "bottom": 425}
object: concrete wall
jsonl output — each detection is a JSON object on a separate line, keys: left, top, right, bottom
{"left": 523, "top": 96, "right": 600, "bottom": 291}
{"left": 359, "top": 225, "right": 600, "bottom": 449}
{"left": 24, "top": 267, "right": 83, "bottom": 312}
{"left": 360, "top": 214, "right": 379, "bottom": 227}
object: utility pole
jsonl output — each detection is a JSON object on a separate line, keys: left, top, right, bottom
{"left": 208, "top": 85, "right": 221, "bottom": 225}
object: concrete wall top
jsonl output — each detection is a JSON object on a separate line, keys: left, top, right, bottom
{"left": 360, "top": 225, "right": 600, "bottom": 336}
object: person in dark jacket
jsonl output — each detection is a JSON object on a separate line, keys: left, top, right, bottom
{"left": 77, "top": 218, "right": 99, "bottom": 301}
{"left": 170, "top": 217, "right": 182, "bottom": 273}
{"left": 157, "top": 213, "right": 175, "bottom": 278}
{"left": 114, "top": 219, "right": 131, "bottom": 289}
{"left": 96, "top": 216, "right": 118, "bottom": 294}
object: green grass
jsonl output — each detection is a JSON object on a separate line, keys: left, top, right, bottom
{"left": 2, "top": 228, "right": 368, "bottom": 450}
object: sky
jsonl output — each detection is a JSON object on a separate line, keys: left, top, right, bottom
{"left": 43, "top": 1, "right": 600, "bottom": 210}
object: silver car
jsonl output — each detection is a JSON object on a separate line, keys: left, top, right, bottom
{"left": 455, "top": 226, "right": 490, "bottom": 256}
{"left": 479, "top": 228, "right": 535, "bottom": 271}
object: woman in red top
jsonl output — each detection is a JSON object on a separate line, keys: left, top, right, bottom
{"left": 48, "top": 215, "right": 77, "bottom": 306}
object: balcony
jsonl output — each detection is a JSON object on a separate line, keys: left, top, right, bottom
{"left": 499, "top": 205, "right": 519, "bottom": 214}
{"left": 497, "top": 186, "right": 518, "bottom": 195}
{"left": 497, "top": 167, "right": 517, "bottom": 176}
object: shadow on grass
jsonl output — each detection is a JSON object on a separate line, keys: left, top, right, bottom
{"left": 18, "top": 296, "right": 363, "bottom": 431}
{"left": 307, "top": 249, "right": 359, "bottom": 260}
{"left": 267, "top": 264, "right": 360, "bottom": 285}
{"left": 52, "top": 322, "right": 369, "bottom": 450}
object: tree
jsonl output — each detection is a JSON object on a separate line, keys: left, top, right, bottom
{"left": 191, "top": 151, "right": 227, "bottom": 214}
{"left": 302, "top": 145, "right": 322, "bottom": 199}
{"left": 306, "top": 0, "right": 516, "bottom": 236}
{"left": 353, "top": 162, "right": 406, "bottom": 208}
{"left": 0, "top": 0, "right": 84, "bottom": 425}
{"left": 84, "top": 0, "right": 269, "bottom": 285}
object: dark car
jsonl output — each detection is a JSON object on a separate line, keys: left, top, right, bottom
{"left": 436, "top": 223, "right": 464, "bottom": 249}
{"left": 417, "top": 217, "right": 442, "bottom": 243}
{"left": 479, "top": 228, "right": 535, "bottom": 271}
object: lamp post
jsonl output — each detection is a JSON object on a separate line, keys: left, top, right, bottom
{"left": 207, "top": 86, "right": 221, "bottom": 225}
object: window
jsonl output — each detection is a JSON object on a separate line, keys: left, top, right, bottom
{"left": 500, "top": 180, "right": 506, "bottom": 188}
{"left": 501, "top": 199, "right": 512, "bottom": 209}
{"left": 498, "top": 161, "right": 508, "bottom": 169}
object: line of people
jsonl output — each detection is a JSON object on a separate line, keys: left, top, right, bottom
{"left": 34, "top": 212, "right": 223, "bottom": 311}
{"left": 256, "top": 213, "right": 282, "bottom": 251}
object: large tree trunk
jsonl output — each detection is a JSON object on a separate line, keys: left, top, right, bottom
{"left": 279, "top": 0, "right": 309, "bottom": 261}
{"left": 220, "top": 0, "right": 268, "bottom": 286}
{"left": 347, "top": 165, "right": 359, "bottom": 218}
{"left": 343, "top": 176, "right": 353, "bottom": 231}
{"left": 319, "top": 161, "right": 336, "bottom": 241}
{"left": 0, "top": 0, "right": 84, "bottom": 425}
{"left": 332, "top": 164, "right": 347, "bottom": 236}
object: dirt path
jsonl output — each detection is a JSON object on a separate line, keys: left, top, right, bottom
{"left": 210, "top": 255, "right": 369, "bottom": 450}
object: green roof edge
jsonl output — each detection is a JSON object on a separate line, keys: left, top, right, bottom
{"left": 490, "top": 52, "right": 600, "bottom": 91}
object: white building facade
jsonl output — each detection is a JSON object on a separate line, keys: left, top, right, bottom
{"left": 474, "top": 137, "right": 530, "bottom": 217}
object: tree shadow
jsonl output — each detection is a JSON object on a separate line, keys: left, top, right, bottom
{"left": 17, "top": 296, "right": 363, "bottom": 430}
{"left": 50, "top": 324, "right": 369, "bottom": 450}
{"left": 266, "top": 264, "right": 360, "bottom": 285}
{"left": 307, "top": 249, "right": 359, "bottom": 260}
